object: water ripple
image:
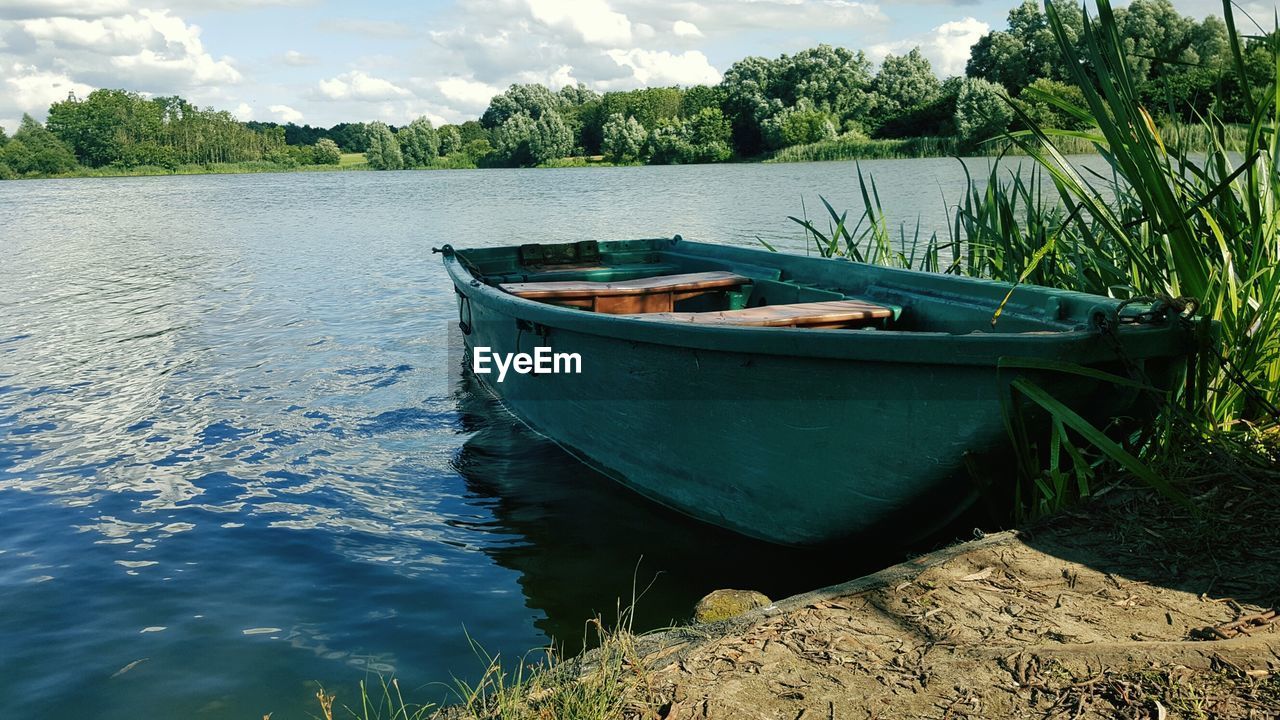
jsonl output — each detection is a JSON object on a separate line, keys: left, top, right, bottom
{"left": 0, "top": 162, "right": 1084, "bottom": 720}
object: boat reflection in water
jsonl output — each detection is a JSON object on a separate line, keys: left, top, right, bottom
{"left": 449, "top": 368, "right": 908, "bottom": 644}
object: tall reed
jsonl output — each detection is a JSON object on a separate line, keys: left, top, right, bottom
{"left": 1015, "top": 0, "right": 1280, "bottom": 430}
{"left": 799, "top": 0, "right": 1277, "bottom": 430}
{"left": 785, "top": 0, "right": 1277, "bottom": 513}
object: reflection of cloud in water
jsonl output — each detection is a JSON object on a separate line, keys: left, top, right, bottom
{"left": 261, "top": 623, "right": 401, "bottom": 675}
{"left": 75, "top": 516, "right": 161, "bottom": 540}
{"left": 0, "top": 233, "right": 467, "bottom": 572}
{"left": 5, "top": 379, "right": 472, "bottom": 562}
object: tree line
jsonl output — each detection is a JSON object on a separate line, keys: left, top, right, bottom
{"left": 0, "top": 89, "right": 343, "bottom": 178}
{"left": 0, "top": 0, "right": 1273, "bottom": 178}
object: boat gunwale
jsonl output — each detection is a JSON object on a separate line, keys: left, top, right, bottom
{"left": 443, "top": 245, "right": 1194, "bottom": 367}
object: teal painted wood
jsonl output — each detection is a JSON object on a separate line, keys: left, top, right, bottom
{"left": 442, "top": 237, "right": 1195, "bottom": 546}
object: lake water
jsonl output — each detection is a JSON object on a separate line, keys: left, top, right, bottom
{"left": 0, "top": 158, "right": 1067, "bottom": 718}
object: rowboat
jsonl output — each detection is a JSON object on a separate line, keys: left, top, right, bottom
{"left": 440, "top": 236, "right": 1196, "bottom": 546}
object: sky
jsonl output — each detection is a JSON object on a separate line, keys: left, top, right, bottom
{"left": 0, "top": 0, "right": 1273, "bottom": 133}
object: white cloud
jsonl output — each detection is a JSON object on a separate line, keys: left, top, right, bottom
{"left": 435, "top": 76, "right": 502, "bottom": 111}
{"left": 0, "top": 0, "right": 976, "bottom": 130}
{"left": 164, "top": 0, "right": 316, "bottom": 9}
{"left": 0, "top": 0, "right": 130, "bottom": 21}
{"left": 20, "top": 14, "right": 161, "bottom": 54}
{"left": 513, "top": 63, "right": 580, "bottom": 89}
{"left": 3, "top": 7, "right": 240, "bottom": 101}
{"left": 672, "top": 20, "right": 702, "bottom": 38}
{"left": 317, "top": 18, "right": 413, "bottom": 38}
{"left": 623, "top": 0, "right": 885, "bottom": 33}
{"left": 282, "top": 49, "right": 315, "bottom": 66}
{"left": 234, "top": 101, "right": 253, "bottom": 120}
{"left": 315, "top": 70, "right": 411, "bottom": 101}
{"left": 105, "top": 10, "right": 241, "bottom": 86}
{"left": 268, "top": 103, "right": 302, "bottom": 122}
{"left": 870, "top": 16, "right": 988, "bottom": 78}
{"left": 526, "top": 0, "right": 632, "bottom": 46}
{"left": 604, "top": 48, "right": 721, "bottom": 87}
{"left": 2, "top": 64, "right": 93, "bottom": 120}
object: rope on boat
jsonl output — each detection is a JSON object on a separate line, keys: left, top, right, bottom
{"left": 1098, "top": 295, "right": 1280, "bottom": 426}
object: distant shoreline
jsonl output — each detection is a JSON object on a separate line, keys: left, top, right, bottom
{"left": 10, "top": 123, "right": 1243, "bottom": 182}
{"left": 0, "top": 139, "right": 1097, "bottom": 182}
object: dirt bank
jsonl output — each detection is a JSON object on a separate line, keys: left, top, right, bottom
{"left": 628, "top": 461, "right": 1280, "bottom": 719}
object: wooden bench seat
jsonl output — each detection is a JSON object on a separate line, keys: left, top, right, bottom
{"left": 626, "top": 299, "right": 893, "bottom": 329}
{"left": 501, "top": 271, "right": 749, "bottom": 313}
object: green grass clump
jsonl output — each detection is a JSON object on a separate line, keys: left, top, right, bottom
{"left": 1011, "top": 0, "right": 1279, "bottom": 433}
{"left": 426, "top": 153, "right": 479, "bottom": 170}
{"left": 767, "top": 133, "right": 961, "bottom": 163}
{"left": 448, "top": 613, "right": 655, "bottom": 720}
{"left": 313, "top": 606, "right": 657, "bottom": 720}
{"left": 783, "top": 0, "right": 1278, "bottom": 516}
{"left": 314, "top": 677, "right": 436, "bottom": 720}
{"left": 339, "top": 152, "right": 367, "bottom": 167}
{"left": 536, "top": 156, "right": 620, "bottom": 168}
{"left": 766, "top": 132, "right": 1104, "bottom": 164}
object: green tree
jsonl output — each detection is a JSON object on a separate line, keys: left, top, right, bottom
{"left": 151, "top": 102, "right": 285, "bottom": 165}
{"left": 46, "top": 89, "right": 165, "bottom": 167}
{"left": 1, "top": 115, "right": 79, "bottom": 175}
{"left": 530, "top": 112, "right": 574, "bottom": 164}
{"left": 601, "top": 113, "right": 647, "bottom": 163}
{"left": 397, "top": 117, "right": 440, "bottom": 167}
{"left": 966, "top": 0, "right": 1084, "bottom": 92}
{"left": 313, "top": 138, "right": 341, "bottom": 165}
{"left": 648, "top": 120, "right": 694, "bottom": 165}
{"left": 1115, "top": 0, "right": 1193, "bottom": 80}
{"left": 780, "top": 45, "right": 874, "bottom": 120}
{"left": 1014, "top": 78, "right": 1090, "bottom": 130}
{"left": 598, "top": 88, "right": 684, "bottom": 129}
{"left": 761, "top": 99, "right": 837, "bottom": 149}
{"left": 679, "top": 85, "right": 722, "bottom": 118}
{"left": 1147, "top": 16, "right": 1230, "bottom": 118}
{"left": 954, "top": 78, "right": 1014, "bottom": 144}
{"left": 0, "top": 125, "right": 7, "bottom": 145}
{"left": 872, "top": 48, "right": 941, "bottom": 123}
{"left": 364, "top": 121, "right": 403, "bottom": 170}
{"left": 1113, "top": 2, "right": 1231, "bottom": 118}
{"left": 492, "top": 111, "right": 573, "bottom": 166}
{"left": 121, "top": 142, "right": 179, "bottom": 170}
{"left": 458, "top": 120, "right": 490, "bottom": 145}
{"left": 481, "top": 84, "right": 561, "bottom": 128}
{"left": 557, "top": 83, "right": 601, "bottom": 107}
{"left": 328, "top": 122, "right": 369, "bottom": 152}
{"left": 554, "top": 87, "right": 591, "bottom": 153}
{"left": 719, "top": 54, "right": 776, "bottom": 154}
{"left": 877, "top": 75, "right": 963, "bottom": 138}
{"left": 438, "top": 125, "right": 463, "bottom": 155}
{"left": 494, "top": 113, "right": 537, "bottom": 166}
{"left": 268, "top": 145, "right": 303, "bottom": 167}
{"left": 1219, "top": 30, "right": 1279, "bottom": 119}
{"left": 463, "top": 139, "right": 495, "bottom": 165}
{"left": 581, "top": 87, "right": 685, "bottom": 155}
{"left": 685, "top": 107, "right": 733, "bottom": 162}
{"left": 720, "top": 45, "right": 873, "bottom": 155}
{"left": 649, "top": 107, "right": 733, "bottom": 164}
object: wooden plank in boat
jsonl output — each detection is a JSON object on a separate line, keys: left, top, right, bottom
{"left": 629, "top": 299, "right": 893, "bottom": 328}
{"left": 500, "top": 271, "right": 748, "bottom": 299}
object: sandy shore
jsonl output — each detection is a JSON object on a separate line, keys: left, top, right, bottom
{"left": 628, "top": 473, "right": 1280, "bottom": 719}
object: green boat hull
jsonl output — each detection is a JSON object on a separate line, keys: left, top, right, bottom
{"left": 443, "top": 237, "right": 1194, "bottom": 546}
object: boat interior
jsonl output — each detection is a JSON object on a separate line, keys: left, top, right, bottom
{"left": 456, "top": 238, "right": 1088, "bottom": 334}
